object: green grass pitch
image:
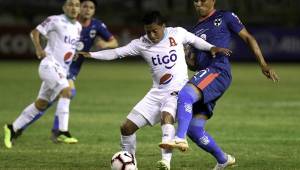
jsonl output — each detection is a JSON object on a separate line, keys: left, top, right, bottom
{"left": 0, "top": 61, "right": 299, "bottom": 170}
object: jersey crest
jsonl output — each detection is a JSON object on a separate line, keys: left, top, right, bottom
{"left": 169, "top": 37, "right": 177, "bottom": 47}
{"left": 214, "top": 18, "right": 222, "bottom": 27}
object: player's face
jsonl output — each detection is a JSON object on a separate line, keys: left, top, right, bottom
{"left": 63, "top": 0, "right": 81, "bottom": 20}
{"left": 144, "top": 23, "right": 165, "bottom": 44}
{"left": 80, "top": 1, "right": 95, "bottom": 19}
{"left": 193, "top": 0, "right": 215, "bottom": 17}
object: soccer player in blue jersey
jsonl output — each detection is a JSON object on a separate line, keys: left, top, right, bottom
{"left": 159, "top": 0, "right": 279, "bottom": 169}
{"left": 11, "top": 0, "right": 118, "bottom": 144}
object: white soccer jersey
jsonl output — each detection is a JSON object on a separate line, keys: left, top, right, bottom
{"left": 115, "top": 27, "right": 213, "bottom": 90}
{"left": 36, "top": 14, "right": 82, "bottom": 72}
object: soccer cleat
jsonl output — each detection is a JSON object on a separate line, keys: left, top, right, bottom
{"left": 51, "top": 130, "right": 78, "bottom": 144}
{"left": 3, "top": 124, "right": 19, "bottom": 149}
{"left": 213, "top": 154, "right": 236, "bottom": 170}
{"left": 159, "top": 137, "right": 189, "bottom": 152}
{"left": 156, "top": 159, "right": 170, "bottom": 170}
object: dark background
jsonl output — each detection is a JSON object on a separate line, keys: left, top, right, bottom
{"left": 0, "top": 0, "right": 299, "bottom": 61}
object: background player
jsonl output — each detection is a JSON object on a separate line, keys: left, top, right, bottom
{"left": 159, "top": 0, "right": 279, "bottom": 169}
{"left": 15, "top": 0, "right": 119, "bottom": 141}
{"left": 4, "top": 0, "right": 81, "bottom": 148}
{"left": 79, "top": 10, "right": 231, "bottom": 170}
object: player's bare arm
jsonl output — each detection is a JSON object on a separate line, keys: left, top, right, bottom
{"left": 238, "top": 28, "right": 279, "bottom": 82}
{"left": 210, "top": 47, "right": 232, "bottom": 58}
{"left": 30, "top": 29, "right": 46, "bottom": 59}
{"left": 184, "top": 46, "right": 197, "bottom": 71}
{"left": 96, "top": 36, "right": 118, "bottom": 49}
{"left": 77, "top": 51, "right": 91, "bottom": 58}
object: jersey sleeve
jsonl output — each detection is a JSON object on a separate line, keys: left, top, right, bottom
{"left": 115, "top": 39, "right": 141, "bottom": 57}
{"left": 178, "top": 27, "right": 214, "bottom": 51}
{"left": 96, "top": 21, "right": 113, "bottom": 41}
{"left": 225, "top": 12, "right": 245, "bottom": 34}
{"left": 36, "top": 16, "right": 57, "bottom": 37}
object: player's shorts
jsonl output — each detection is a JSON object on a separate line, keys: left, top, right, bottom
{"left": 127, "top": 88, "right": 178, "bottom": 126}
{"left": 37, "top": 61, "right": 69, "bottom": 102}
{"left": 189, "top": 67, "right": 231, "bottom": 118}
{"left": 67, "top": 55, "right": 85, "bottom": 81}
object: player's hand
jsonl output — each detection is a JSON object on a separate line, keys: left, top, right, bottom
{"left": 35, "top": 48, "right": 46, "bottom": 59}
{"left": 261, "top": 65, "right": 279, "bottom": 82}
{"left": 210, "top": 47, "right": 232, "bottom": 58}
{"left": 77, "top": 52, "right": 91, "bottom": 58}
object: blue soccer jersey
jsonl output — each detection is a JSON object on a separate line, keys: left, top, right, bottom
{"left": 189, "top": 10, "right": 244, "bottom": 116}
{"left": 190, "top": 10, "right": 244, "bottom": 73}
{"left": 68, "top": 19, "right": 113, "bottom": 80}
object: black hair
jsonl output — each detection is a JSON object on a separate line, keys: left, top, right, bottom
{"left": 142, "top": 10, "right": 166, "bottom": 26}
{"left": 80, "top": 0, "right": 98, "bottom": 7}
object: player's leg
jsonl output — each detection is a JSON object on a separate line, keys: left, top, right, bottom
{"left": 187, "top": 114, "right": 235, "bottom": 169}
{"left": 157, "top": 111, "right": 175, "bottom": 170}
{"left": 4, "top": 98, "right": 49, "bottom": 149}
{"left": 52, "top": 79, "right": 76, "bottom": 134}
{"left": 120, "top": 112, "right": 149, "bottom": 169}
{"left": 176, "top": 83, "right": 202, "bottom": 139}
{"left": 53, "top": 86, "right": 78, "bottom": 144}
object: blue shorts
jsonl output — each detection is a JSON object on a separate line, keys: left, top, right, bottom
{"left": 189, "top": 67, "right": 231, "bottom": 118}
{"left": 67, "top": 55, "right": 85, "bottom": 81}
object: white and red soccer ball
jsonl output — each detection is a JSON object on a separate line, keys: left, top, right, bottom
{"left": 111, "top": 151, "right": 137, "bottom": 170}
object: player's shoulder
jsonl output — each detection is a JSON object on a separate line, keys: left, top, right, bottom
{"left": 166, "top": 27, "right": 188, "bottom": 35}
{"left": 218, "top": 10, "right": 241, "bottom": 20}
{"left": 91, "top": 18, "right": 108, "bottom": 28}
{"left": 44, "top": 14, "right": 61, "bottom": 22}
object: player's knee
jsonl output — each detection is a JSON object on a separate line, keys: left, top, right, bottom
{"left": 161, "top": 111, "right": 174, "bottom": 125}
{"left": 35, "top": 99, "right": 49, "bottom": 111}
{"left": 178, "top": 84, "right": 201, "bottom": 104}
{"left": 120, "top": 119, "right": 138, "bottom": 136}
{"left": 60, "top": 87, "right": 72, "bottom": 98}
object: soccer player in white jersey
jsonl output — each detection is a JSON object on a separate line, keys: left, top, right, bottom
{"left": 79, "top": 11, "right": 231, "bottom": 170}
{"left": 3, "top": 0, "right": 81, "bottom": 148}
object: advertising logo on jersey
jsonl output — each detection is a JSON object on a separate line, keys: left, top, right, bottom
{"left": 64, "top": 52, "right": 73, "bottom": 64}
{"left": 159, "top": 73, "right": 173, "bottom": 85}
{"left": 151, "top": 50, "right": 177, "bottom": 69}
{"left": 64, "top": 36, "right": 79, "bottom": 49}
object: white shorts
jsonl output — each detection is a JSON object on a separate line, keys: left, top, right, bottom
{"left": 127, "top": 88, "right": 178, "bottom": 126}
{"left": 37, "top": 61, "right": 69, "bottom": 102}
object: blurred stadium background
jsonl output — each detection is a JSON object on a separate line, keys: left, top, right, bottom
{"left": 0, "top": 0, "right": 299, "bottom": 61}
{"left": 1, "top": 0, "right": 300, "bottom": 169}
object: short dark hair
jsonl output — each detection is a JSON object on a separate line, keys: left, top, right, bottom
{"left": 80, "top": 0, "right": 98, "bottom": 7}
{"left": 142, "top": 10, "right": 166, "bottom": 26}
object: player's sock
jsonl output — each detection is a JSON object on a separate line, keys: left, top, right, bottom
{"left": 176, "top": 84, "right": 201, "bottom": 139}
{"left": 187, "top": 118, "right": 227, "bottom": 164}
{"left": 13, "top": 103, "right": 41, "bottom": 132}
{"left": 52, "top": 88, "right": 75, "bottom": 131}
{"left": 161, "top": 124, "right": 175, "bottom": 163}
{"left": 56, "top": 98, "right": 70, "bottom": 132}
{"left": 21, "top": 102, "right": 53, "bottom": 130}
{"left": 121, "top": 133, "right": 136, "bottom": 156}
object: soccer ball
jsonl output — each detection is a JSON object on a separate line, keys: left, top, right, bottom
{"left": 111, "top": 151, "right": 137, "bottom": 170}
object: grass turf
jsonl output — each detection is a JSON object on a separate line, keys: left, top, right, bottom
{"left": 0, "top": 61, "right": 299, "bottom": 170}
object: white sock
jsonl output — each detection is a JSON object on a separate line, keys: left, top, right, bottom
{"left": 121, "top": 133, "right": 136, "bottom": 156}
{"left": 161, "top": 124, "right": 175, "bottom": 162}
{"left": 13, "top": 103, "right": 40, "bottom": 132}
{"left": 56, "top": 98, "right": 70, "bottom": 132}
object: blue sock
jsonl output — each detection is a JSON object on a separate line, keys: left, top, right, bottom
{"left": 70, "top": 88, "right": 76, "bottom": 99}
{"left": 176, "top": 84, "right": 201, "bottom": 139}
{"left": 187, "top": 118, "right": 227, "bottom": 164}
